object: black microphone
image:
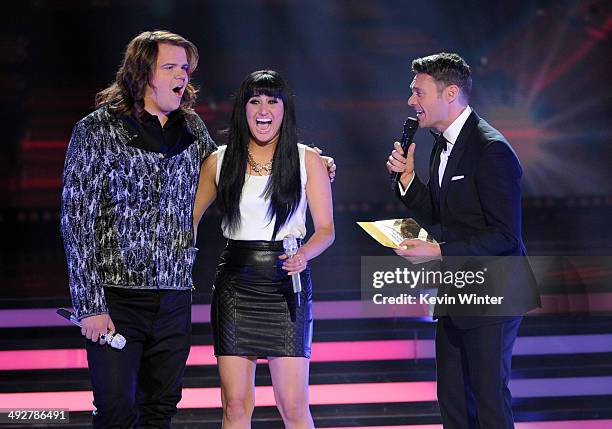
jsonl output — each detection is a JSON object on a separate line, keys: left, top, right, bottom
{"left": 56, "top": 308, "right": 127, "bottom": 350}
{"left": 390, "top": 117, "right": 419, "bottom": 189}
{"left": 282, "top": 234, "right": 302, "bottom": 306}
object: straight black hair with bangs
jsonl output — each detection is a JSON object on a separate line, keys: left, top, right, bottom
{"left": 217, "top": 70, "right": 302, "bottom": 240}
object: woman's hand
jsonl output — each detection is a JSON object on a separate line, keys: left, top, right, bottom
{"left": 279, "top": 249, "right": 308, "bottom": 276}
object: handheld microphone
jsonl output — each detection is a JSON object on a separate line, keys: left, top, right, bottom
{"left": 282, "top": 234, "right": 302, "bottom": 306}
{"left": 56, "top": 308, "right": 126, "bottom": 350}
{"left": 390, "top": 117, "right": 419, "bottom": 190}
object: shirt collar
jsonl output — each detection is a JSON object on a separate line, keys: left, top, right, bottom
{"left": 141, "top": 109, "right": 184, "bottom": 128}
{"left": 442, "top": 105, "right": 472, "bottom": 146}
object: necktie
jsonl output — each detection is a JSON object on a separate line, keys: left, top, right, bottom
{"left": 430, "top": 131, "right": 450, "bottom": 188}
{"left": 430, "top": 130, "right": 447, "bottom": 153}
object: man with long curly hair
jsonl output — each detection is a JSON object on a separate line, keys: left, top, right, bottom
{"left": 61, "top": 30, "right": 217, "bottom": 428}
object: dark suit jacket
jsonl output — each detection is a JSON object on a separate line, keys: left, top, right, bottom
{"left": 397, "top": 111, "right": 541, "bottom": 328}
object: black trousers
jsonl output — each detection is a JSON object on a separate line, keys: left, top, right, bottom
{"left": 86, "top": 287, "right": 192, "bottom": 429}
{"left": 435, "top": 316, "right": 522, "bottom": 429}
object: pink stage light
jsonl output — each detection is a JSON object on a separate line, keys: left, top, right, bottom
{"left": 1, "top": 383, "right": 612, "bottom": 429}
{"left": 3, "top": 292, "right": 612, "bottom": 328}
{"left": 324, "top": 422, "right": 612, "bottom": 429}
{"left": 4, "top": 334, "right": 612, "bottom": 371}
{"left": 0, "top": 340, "right": 427, "bottom": 370}
{"left": 0, "top": 381, "right": 437, "bottom": 411}
{"left": 0, "top": 348, "right": 89, "bottom": 370}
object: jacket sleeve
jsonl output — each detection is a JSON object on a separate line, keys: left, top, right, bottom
{"left": 60, "top": 120, "right": 108, "bottom": 320}
{"left": 396, "top": 174, "right": 437, "bottom": 227}
{"left": 440, "top": 141, "right": 523, "bottom": 257}
{"left": 194, "top": 116, "right": 218, "bottom": 161}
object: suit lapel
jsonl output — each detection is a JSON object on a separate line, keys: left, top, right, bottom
{"left": 439, "top": 112, "right": 478, "bottom": 206}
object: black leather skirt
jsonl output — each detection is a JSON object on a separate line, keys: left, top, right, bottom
{"left": 211, "top": 239, "right": 313, "bottom": 358}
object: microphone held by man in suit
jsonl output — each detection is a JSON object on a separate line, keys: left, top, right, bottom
{"left": 389, "top": 117, "right": 419, "bottom": 190}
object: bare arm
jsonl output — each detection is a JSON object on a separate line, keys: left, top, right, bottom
{"left": 312, "top": 146, "right": 336, "bottom": 182}
{"left": 281, "top": 147, "right": 335, "bottom": 275}
{"left": 303, "top": 147, "right": 335, "bottom": 259}
{"left": 192, "top": 151, "right": 219, "bottom": 240}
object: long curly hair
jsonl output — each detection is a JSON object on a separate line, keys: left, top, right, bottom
{"left": 95, "top": 30, "right": 199, "bottom": 121}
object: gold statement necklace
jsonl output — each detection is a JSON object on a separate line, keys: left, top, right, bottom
{"left": 248, "top": 136, "right": 279, "bottom": 175}
{"left": 247, "top": 150, "right": 273, "bottom": 175}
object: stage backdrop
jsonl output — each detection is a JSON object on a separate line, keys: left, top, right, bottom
{"left": 1, "top": 0, "right": 611, "bottom": 304}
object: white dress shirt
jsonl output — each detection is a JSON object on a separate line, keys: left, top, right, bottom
{"left": 399, "top": 106, "right": 472, "bottom": 195}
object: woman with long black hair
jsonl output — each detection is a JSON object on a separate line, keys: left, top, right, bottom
{"left": 193, "top": 70, "right": 334, "bottom": 428}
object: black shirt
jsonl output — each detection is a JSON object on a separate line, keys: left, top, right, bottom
{"left": 122, "top": 110, "right": 193, "bottom": 157}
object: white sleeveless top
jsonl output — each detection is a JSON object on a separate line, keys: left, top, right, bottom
{"left": 215, "top": 144, "right": 308, "bottom": 240}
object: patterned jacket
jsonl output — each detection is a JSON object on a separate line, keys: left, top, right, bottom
{"left": 61, "top": 106, "right": 217, "bottom": 319}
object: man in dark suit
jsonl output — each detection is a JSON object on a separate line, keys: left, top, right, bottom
{"left": 386, "top": 53, "right": 540, "bottom": 428}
